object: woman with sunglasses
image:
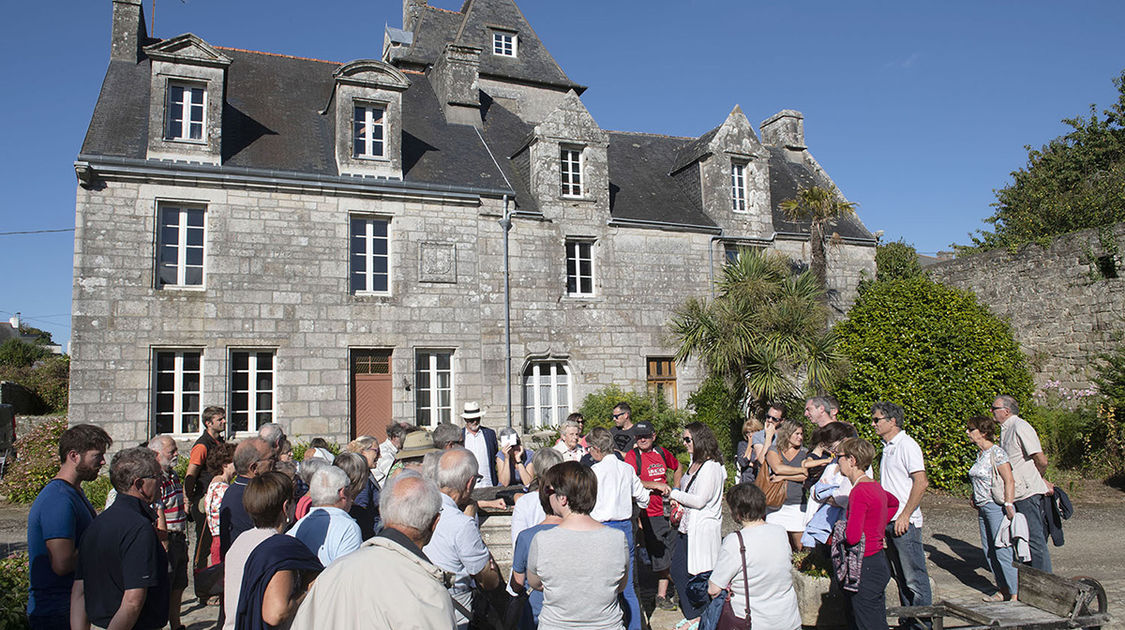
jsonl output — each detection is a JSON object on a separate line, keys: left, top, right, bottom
{"left": 654, "top": 422, "right": 726, "bottom": 628}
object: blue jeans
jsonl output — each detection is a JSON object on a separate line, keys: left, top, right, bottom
{"left": 1014, "top": 494, "right": 1052, "bottom": 572}
{"left": 977, "top": 502, "right": 1018, "bottom": 596}
{"left": 884, "top": 523, "right": 932, "bottom": 630}
{"left": 844, "top": 549, "right": 891, "bottom": 630}
{"left": 604, "top": 519, "right": 642, "bottom": 630}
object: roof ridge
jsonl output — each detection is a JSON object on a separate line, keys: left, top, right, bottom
{"left": 428, "top": 5, "right": 464, "bottom": 14}
{"left": 214, "top": 46, "right": 341, "bottom": 65}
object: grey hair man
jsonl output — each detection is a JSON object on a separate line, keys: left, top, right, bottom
{"left": 805, "top": 396, "right": 834, "bottom": 428}
{"left": 288, "top": 466, "right": 362, "bottom": 566}
{"left": 432, "top": 422, "right": 464, "bottom": 450}
{"left": 871, "top": 401, "right": 932, "bottom": 630}
{"left": 73, "top": 448, "right": 169, "bottom": 630}
{"left": 992, "top": 394, "right": 1052, "bottom": 572}
{"left": 220, "top": 437, "right": 274, "bottom": 556}
{"left": 423, "top": 448, "right": 502, "bottom": 628}
{"left": 258, "top": 423, "right": 286, "bottom": 456}
{"left": 148, "top": 435, "right": 188, "bottom": 629}
{"left": 374, "top": 423, "right": 410, "bottom": 485}
{"left": 291, "top": 472, "right": 455, "bottom": 628}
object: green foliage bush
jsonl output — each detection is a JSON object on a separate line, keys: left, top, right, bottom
{"left": 686, "top": 376, "right": 743, "bottom": 462}
{"left": 0, "top": 552, "right": 30, "bottom": 630}
{"left": 291, "top": 439, "right": 341, "bottom": 462}
{"left": 81, "top": 474, "right": 114, "bottom": 512}
{"left": 875, "top": 240, "right": 923, "bottom": 282}
{"left": 0, "top": 355, "right": 70, "bottom": 414}
{"left": 577, "top": 385, "right": 690, "bottom": 457}
{"left": 0, "top": 339, "right": 48, "bottom": 368}
{"left": 1024, "top": 380, "right": 1125, "bottom": 477}
{"left": 834, "top": 277, "right": 1034, "bottom": 489}
{"left": 0, "top": 418, "right": 67, "bottom": 503}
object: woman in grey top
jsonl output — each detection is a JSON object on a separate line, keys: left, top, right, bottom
{"left": 527, "top": 461, "right": 628, "bottom": 630}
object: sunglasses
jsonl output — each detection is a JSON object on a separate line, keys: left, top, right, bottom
{"left": 612, "top": 412, "right": 627, "bottom": 419}
{"left": 682, "top": 436, "right": 692, "bottom": 444}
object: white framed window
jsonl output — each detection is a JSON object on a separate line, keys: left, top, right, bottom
{"left": 350, "top": 216, "right": 390, "bottom": 294}
{"left": 523, "top": 361, "right": 571, "bottom": 429}
{"left": 353, "top": 104, "right": 386, "bottom": 159}
{"left": 566, "top": 240, "right": 594, "bottom": 296}
{"left": 415, "top": 350, "right": 453, "bottom": 427}
{"left": 560, "top": 146, "right": 583, "bottom": 197}
{"left": 153, "top": 349, "right": 202, "bottom": 435}
{"left": 165, "top": 82, "right": 206, "bottom": 141}
{"left": 229, "top": 350, "right": 275, "bottom": 434}
{"left": 157, "top": 203, "right": 205, "bottom": 289}
{"left": 731, "top": 161, "right": 748, "bottom": 213}
{"left": 493, "top": 31, "right": 517, "bottom": 57}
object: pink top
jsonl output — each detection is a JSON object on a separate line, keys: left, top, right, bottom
{"left": 294, "top": 494, "right": 313, "bottom": 520}
{"left": 845, "top": 481, "right": 899, "bottom": 556}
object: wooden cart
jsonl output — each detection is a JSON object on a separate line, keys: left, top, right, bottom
{"left": 887, "top": 564, "right": 1110, "bottom": 630}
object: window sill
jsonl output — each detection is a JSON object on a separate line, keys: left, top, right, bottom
{"left": 157, "top": 285, "right": 206, "bottom": 292}
{"left": 162, "top": 138, "right": 208, "bottom": 146}
{"left": 562, "top": 293, "right": 601, "bottom": 304}
{"left": 351, "top": 292, "right": 394, "bottom": 304}
{"left": 354, "top": 154, "right": 390, "bottom": 162}
{"left": 559, "top": 194, "right": 596, "bottom": 203}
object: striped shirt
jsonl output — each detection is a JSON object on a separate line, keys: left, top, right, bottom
{"left": 157, "top": 470, "right": 188, "bottom": 533}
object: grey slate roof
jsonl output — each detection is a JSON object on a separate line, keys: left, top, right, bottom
{"left": 766, "top": 148, "right": 874, "bottom": 241}
{"left": 395, "top": 0, "right": 583, "bottom": 92}
{"left": 607, "top": 131, "right": 715, "bottom": 229}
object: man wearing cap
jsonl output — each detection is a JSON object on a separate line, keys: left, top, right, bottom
{"left": 624, "top": 421, "right": 680, "bottom": 611}
{"left": 460, "top": 402, "right": 498, "bottom": 487}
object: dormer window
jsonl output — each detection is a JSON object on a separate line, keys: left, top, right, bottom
{"left": 731, "top": 160, "right": 748, "bottom": 213}
{"left": 560, "top": 146, "right": 583, "bottom": 197}
{"left": 165, "top": 83, "right": 206, "bottom": 141}
{"left": 353, "top": 104, "right": 386, "bottom": 159}
{"left": 493, "top": 31, "right": 517, "bottom": 57}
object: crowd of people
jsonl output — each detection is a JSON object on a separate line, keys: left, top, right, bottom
{"left": 22, "top": 393, "right": 1060, "bottom": 630}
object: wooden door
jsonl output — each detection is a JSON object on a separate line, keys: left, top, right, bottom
{"left": 352, "top": 349, "right": 392, "bottom": 441}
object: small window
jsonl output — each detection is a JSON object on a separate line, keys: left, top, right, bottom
{"left": 523, "top": 361, "right": 571, "bottom": 429}
{"left": 566, "top": 240, "right": 594, "bottom": 296}
{"left": 731, "top": 161, "right": 748, "bottom": 213}
{"left": 157, "top": 204, "right": 205, "bottom": 289}
{"left": 350, "top": 217, "right": 390, "bottom": 294}
{"left": 229, "top": 350, "right": 275, "bottom": 434}
{"left": 493, "top": 31, "right": 517, "bottom": 57}
{"left": 154, "top": 350, "right": 202, "bottom": 434}
{"left": 415, "top": 350, "right": 453, "bottom": 427}
{"left": 647, "top": 357, "right": 677, "bottom": 409}
{"left": 165, "top": 82, "right": 206, "bottom": 141}
{"left": 353, "top": 104, "right": 386, "bottom": 159}
{"left": 560, "top": 147, "right": 583, "bottom": 197}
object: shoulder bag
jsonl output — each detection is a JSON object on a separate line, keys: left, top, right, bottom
{"left": 716, "top": 530, "right": 753, "bottom": 630}
{"left": 755, "top": 451, "right": 788, "bottom": 508}
{"left": 989, "top": 448, "right": 1007, "bottom": 505}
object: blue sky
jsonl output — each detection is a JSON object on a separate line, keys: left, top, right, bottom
{"left": 2, "top": 1, "right": 1123, "bottom": 349}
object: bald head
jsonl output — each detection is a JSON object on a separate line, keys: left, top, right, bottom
{"left": 233, "top": 437, "right": 273, "bottom": 477}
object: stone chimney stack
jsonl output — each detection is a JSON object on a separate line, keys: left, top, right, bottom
{"left": 430, "top": 43, "right": 482, "bottom": 128}
{"left": 403, "top": 0, "right": 428, "bottom": 31}
{"left": 111, "top": 0, "right": 148, "bottom": 62}
{"left": 760, "top": 110, "right": 806, "bottom": 150}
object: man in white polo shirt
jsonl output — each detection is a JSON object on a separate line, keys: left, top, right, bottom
{"left": 992, "top": 394, "right": 1052, "bottom": 571}
{"left": 587, "top": 427, "right": 648, "bottom": 630}
{"left": 873, "top": 401, "right": 932, "bottom": 630}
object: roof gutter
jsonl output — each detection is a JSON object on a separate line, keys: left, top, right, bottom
{"left": 74, "top": 154, "right": 515, "bottom": 201}
{"left": 607, "top": 217, "right": 722, "bottom": 235}
{"left": 774, "top": 229, "right": 877, "bottom": 247}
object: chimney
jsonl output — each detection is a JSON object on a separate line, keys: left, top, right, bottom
{"left": 403, "top": 0, "right": 428, "bottom": 31}
{"left": 111, "top": 0, "right": 148, "bottom": 62}
{"left": 8, "top": 313, "right": 19, "bottom": 330}
{"left": 760, "top": 109, "right": 806, "bottom": 151}
{"left": 430, "top": 43, "right": 482, "bottom": 128}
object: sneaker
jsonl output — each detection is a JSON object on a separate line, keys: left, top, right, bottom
{"left": 656, "top": 595, "right": 677, "bottom": 611}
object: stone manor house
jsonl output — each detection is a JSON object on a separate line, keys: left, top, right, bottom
{"left": 70, "top": 0, "right": 876, "bottom": 445}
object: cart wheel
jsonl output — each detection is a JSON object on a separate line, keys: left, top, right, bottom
{"left": 1073, "top": 576, "right": 1107, "bottom": 629}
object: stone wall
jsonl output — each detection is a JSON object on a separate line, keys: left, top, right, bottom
{"left": 927, "top": 224, "right": 1125, "bottom": 392}
{"left": 0, "top": 381, "right": 36, "bottom": 414}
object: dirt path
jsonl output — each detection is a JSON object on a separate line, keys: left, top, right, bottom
{"left": 2, "top": 484, "right": 1120, "bottom": 629}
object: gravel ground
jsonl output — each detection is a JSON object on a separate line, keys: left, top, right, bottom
{"left": 1, "top": 483, "right": 1119, "bottom": 629}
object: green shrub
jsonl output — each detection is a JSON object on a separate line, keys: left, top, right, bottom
{"left": 0, "top": 339, "right": 49, "bottom": 368}
{"left": 291, "top": 439, "right": 341, "bottom": 462}
{"left": 0, "top": 552, "right": 29, "bottom": 629}
{"left": 875, "top": 240, "right": 923, "bottom": 282}
{"left": 577, "top": 385, "right": 690, "bottom": 457}
{"left": 686, "top": 376, "right": 743, "bottom": 462}
{"left": 0, "top": 355, "right": 70, "bottom": 414}
{"left": 833, "top": 277, "right": 1034, "bottom": 490}
{"left": 1024, "top": 380, "right": 1125, "bottom": 476}
{"left": 82, "top": 474, "right": 114, "bottom": 512}
{"left": 0, "top": 418, "right": 67, "bottom": 503}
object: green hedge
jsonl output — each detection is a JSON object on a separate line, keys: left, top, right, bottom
{"left": 0, "top": 418, "right": 67, "bottom": 504}
{"left": 0, "top": 552, "right": 29, "bottom": 630}
{"left": 577, "top": 385, "right": 690, "bottom": 457}
{"left": 834, "top": 277, "right": 1034, "bottom": 489}
{"left": 686, "top": 376, "right": 743, "bottom": 462}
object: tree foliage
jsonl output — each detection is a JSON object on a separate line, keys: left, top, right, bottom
{"left": 0, "top": 339, "right": 49, "bottom": 369}
{"left": 577, "top": 385, "right": 691, "bottom": 457}
{"left": 833, "top": 276, "right": 1034, "bottom": 489}
{"left": 686, "top": 376, "right": 743, "bottom": 461}
{"left": 779, "top": 185, "right": 857, "bottom": 298}
{"left": 672, "top": 249, "right": 845, "bottom": 413}
{"left": 966, "top": 69, "right": 1125, "bottom": 251}
{"left": 875, "top": 240, "right": 923, "bottom": 282}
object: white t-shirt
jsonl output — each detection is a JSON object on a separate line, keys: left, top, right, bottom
{"left": 709, "top": 523, "right": 801, "bottom": 630}
{"left": 589, "top": 456, "right": 649, "bottom": 522}
{"left": 879, "top": 430, "right": 925, "bottom": 527}
{"left": 464, "top": 429, "right": 494, "bottom": 488}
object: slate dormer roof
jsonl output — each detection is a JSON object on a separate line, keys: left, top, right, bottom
{"left": 608, "top": 131, "right": 716, "bottom": 229}
{"left": 392, "top": 0, "right": 584, "bottom": 93}
{"left": 765, "top": 148, "right": 874, "bottom": 242}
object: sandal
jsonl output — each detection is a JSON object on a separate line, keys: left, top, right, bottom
{"left": 982, "top": 592, "right": 1006, "bottom": 602}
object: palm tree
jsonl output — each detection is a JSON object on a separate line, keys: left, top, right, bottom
{"left": 671, "top": 249, "right": 844, "bottom": 411}
{"left": 779, "top": 185, "right": 857, "bottom": 302}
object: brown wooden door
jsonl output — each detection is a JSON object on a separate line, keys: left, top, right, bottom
{"left": 352, "top": 349, "right": 392, "bottom": 441}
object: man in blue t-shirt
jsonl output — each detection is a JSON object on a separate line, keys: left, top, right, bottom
{"left": 26, "top": 424, "right": 112, "bottom": 630}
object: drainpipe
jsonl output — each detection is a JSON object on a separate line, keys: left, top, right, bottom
{"left": 499, "top": 195, "right": 513, "bottom": 429}
{"left": 709, "top": 235, "right": 724, "bottom": 299}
